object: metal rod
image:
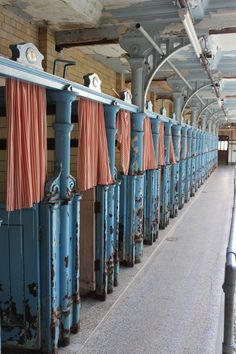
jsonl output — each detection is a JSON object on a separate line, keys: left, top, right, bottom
{"left": 136, "top": 25, "right": 210, "bottom": 114}
{"left": 0, "top": 55, "right": 139, "bottom": 113}
{"left": 223, "top": 167, "right": 236, "bottom": 354}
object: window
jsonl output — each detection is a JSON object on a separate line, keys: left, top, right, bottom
{"left": 218, "top": 135, "right": 229, "bottom": 151}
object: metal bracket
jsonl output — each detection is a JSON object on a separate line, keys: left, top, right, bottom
{"left": 44, "top": 162, "right": 62, "bottom": 203}
{"left": 53, "top": 59, "right": 76, "bottom": 78}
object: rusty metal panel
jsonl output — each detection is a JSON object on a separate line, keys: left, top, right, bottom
{"left": 0, "top": 204, "right": 40, "bottom": 351}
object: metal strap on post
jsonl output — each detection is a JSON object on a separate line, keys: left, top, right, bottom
{"left": 223, "top": 166, "right": 236, "bottom": 354}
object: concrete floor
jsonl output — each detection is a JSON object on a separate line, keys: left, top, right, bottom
{"left": 60, "top": 165, "right": 234, "bottom": 354}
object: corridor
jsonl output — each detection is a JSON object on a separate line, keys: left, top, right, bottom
{"left": 60, "top": 166, "right": 233, "bottom": 354}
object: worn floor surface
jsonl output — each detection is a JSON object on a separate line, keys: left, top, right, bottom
{"left": 59, "top": 165, "right": 233, "bottom": 354}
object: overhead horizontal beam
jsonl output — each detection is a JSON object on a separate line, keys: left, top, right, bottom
{"left": 55, "top": 26, "right": 129, "bottom": 50}
{"left": 209, "top": 27, "right": 236, "bottom": 35}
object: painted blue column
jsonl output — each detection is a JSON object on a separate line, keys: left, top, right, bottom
{"left": 144, "top": 117, "right": 159, "bottom": 245}
{"left": 114, "top": 180, "right": 121, "bottom": 286}
{"left": 71, "top": 194, "right": 81, "bottom": 334}
{"left": 95, "top": 185, "right": 108, "bottom": 300}
{"left": 119, "top": 175, "right": 127, "bottom": 263}
{"left": 160, "top": 121, "right": 171, "bottom": 229}
{"left": 196, "top": 130, "right": 201, "bottom": 189}
{"left": 53, "top": 91, "right": 77, "bottom": 347}
{"left": 191, "top": 129, "right": 197, "bottom": 196}
{"left": 126, "top": 112, "right": 145, "bottom": 265}
{"left": 103, "top": 104, "right": 119, "bottom": 294}
{"left": 170, "top": 124, "right": 181, "bottom": 217}
{"left": 152, "top": 117, "right": 160, "bottom": 242}
{"left": 185, "top": 127, "right": 192, "bottom": 203}
{"left": 179, "top": 126, "right": 187, "bottom": 209}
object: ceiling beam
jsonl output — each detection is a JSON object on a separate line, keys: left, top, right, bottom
{"left": 55, "top": 26, "right": 130, "bottom": 51}
{"left": 209, "top": 27, "right": 236, "bottom": 35}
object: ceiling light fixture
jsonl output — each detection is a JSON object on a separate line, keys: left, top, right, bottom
{"left": 178, "top": 8, "right": 202, "bottom": 58}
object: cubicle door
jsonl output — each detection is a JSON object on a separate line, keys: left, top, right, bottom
{"left": 0, "top": 204, "right": 41, "bottom": 350}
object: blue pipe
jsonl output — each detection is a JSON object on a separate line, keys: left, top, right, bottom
{"left": 125, "top": 175, "right": 136, "bottom": 266}
{"left": 179, "top": 126, "right": 187, "bottom": 209}
{"left": 53, "top": 91, "right": 76, "bottom": 346}
{"left": 95, "top": 185, "right": 108, "bottom": 300}
{"left": 114, "top": 180, "right": 121, "bottom": 286}
{"left": 191, "top": 129, "right": 197, "bottom": 196}
{"left": 171, "top": 124, "right": 181, "bottom": 217}
{"left": 71, "top": 194, "right": 81, "bottom": 334}
{"left": 185, "top": 127, "right": 192, "bottom": 203}
{"left": 127, "top": 112, "right": 145, "bottom": 265}
{"left": 103, "top": 104, "right": 119, "bottom": 294}
{"left": 144, "top": 117, "right": 159, "bottom": 245}
{"left": 119, "top": 175, "right": 127, "bottom": 263}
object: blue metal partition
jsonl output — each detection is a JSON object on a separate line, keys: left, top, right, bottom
{"left": 160, "top": 121, "right": 171, "bottom": 229}
{"left": 185, "top": 127, "right": 192, "bottom": 203}
{"left": 179, "top": 126, "right": 187, "bottom": 209}
{"left": 191, "top": 129, "right": 197, "bottom": 196}
{"left": 170, "top": 123, "right": 181, "bottom": 218}
{"left": 123, "top": 112, "right": 145, "bottom": 265}
{"left": 0, "top": 205, "right": 41, "bottom": 351}
{"left": 144, "top": 116, "right": 160, "bottom": 245}
{"left": 196, "top": 130, "right": 201, "bottom": 189}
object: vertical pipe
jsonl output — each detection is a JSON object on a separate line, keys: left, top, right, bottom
{"left": 119, "top": 175, "right": 127, "bottom": 263}
{"left": 129, "top": 57, "right": 145, "bottom": 110}
{"left": 179, "top": 126, "right": 187, "bottom": 209}
{"left": 160, "top": 122, "right": 171, "bottom": 228}
{"left": 103, "top": 104, "right": 119, "bottom": 294}
{"left": 95, "top": 186, "right": 108, "bottom": 300}
{"left": 144, "top": 117, "right": 159, "bottom": 245}
{"left": 71, "top": 194, "right": 81, "bottom": 334}
{"left": 185, "top": 127, "right": 192, "bottom": 202}
{"left": 191, "top": 129, "right": 197, "bottom": 196}
{"left": 171, "top": 124, "right": 181, "bottom": 217}
{"left": 114, "top": 181, "right": 121, "bottom": 287}
{"left": 151, "top": 118, "right": 160, "bottom": 241}
{"left": 53, "top": 91, "right": 76, "bottom": 346}
{"left": 129, "top": 112, "right": 145, "bottom": 264}
{"left": 173, "top": 94, "right": 184, "bottom": 123}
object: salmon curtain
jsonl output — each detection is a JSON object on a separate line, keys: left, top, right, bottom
{"left": 170, "top": 135, "right": 176, "bottom": 164}
{"left": 158, "top": 121, "right": 165, "bottom": 166}
{"left": 143, "top": 117, "right": 157, "bottom": 170}
{"left": 77, "top": 98, "right": 113, "bottom": 191}
{"left": 6, "top": 78, "right": 47, "bottom": 212}
{"left": 116, "top": 110, "right": 131, "bottom": 175}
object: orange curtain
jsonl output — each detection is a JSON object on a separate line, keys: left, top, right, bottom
{"left": 143, "top": 117, "right": 157, "bottom": 170}
{"left": 116, "top": 110, "right": 131, "bottom": 175}
{"left": 6, "top": 78, "right": 47, "bottom": 212}
{"left": 77, "top": 98, "right": 113, "bottom": 191}
{"left": 158, "top": 121, "right": 165, "bottom": 166}
{"left": 170, "top": 135, "right": 176, "bottom": 164}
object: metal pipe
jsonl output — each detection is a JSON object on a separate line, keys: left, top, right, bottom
{"left": 196, "top": 101, "right": 218, "bottom": 121}
{"left": 136, "top": 24, "right": 210, "bottom": 112}
{"left": 181, "top": 83, "right": 212, "bottom": 116}
{"left": 223, "top": 167, "right": 236, "bottom": 354}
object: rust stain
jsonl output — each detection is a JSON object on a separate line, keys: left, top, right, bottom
{"left": 28, "top": 282, "right": 38, "bottom": 297}
{"left": 64, "top": 256, "right": 69, "bottom": 268}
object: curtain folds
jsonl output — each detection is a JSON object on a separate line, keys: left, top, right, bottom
{"left": 143, "top": 117, "right": 157, "bottom": 170}
{"left": 77, "top": 98, "right": 113, "bottom": 191}
{"left": 116, "top": 110, "right": 131, "bottom": 175}
{"left": 6, "top": 78, "right": 47, "bottom": 212}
